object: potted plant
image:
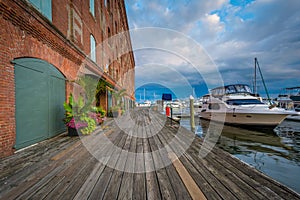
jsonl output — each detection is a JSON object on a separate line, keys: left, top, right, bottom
{"left": 110, "top": 105, "right": 121, "bottom": 118}
{"left": 65, "top": 117, "right": 88, "bottom": 136}
{"left": 110, "top": 89, "right": 127, "bottom": 117}
{"left": 63, "top": 93, "right": 97, "bottom": 136}
{"left": 91, "top": 106, "right": 106, "bottom": 125}
{"left": 78, "top": 113, "right": 97, "bottom": 135}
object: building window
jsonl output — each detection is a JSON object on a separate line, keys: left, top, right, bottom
{"left": 89, "top": 0, "right": 95, "bottom": 16}
{"left": 108, "top": 27, "right": 112, "bottom": 46}
{"left": 104, "top": 0, "right": 107, "bottom": 7}
{"left": 105, "top": 64, "right": 109, "bottom": 72}
{"left": 90, "top": 34, "right": 96, "bottom": 62}
{"left": 28, "top": 0, "right": 52, "bottom": 21}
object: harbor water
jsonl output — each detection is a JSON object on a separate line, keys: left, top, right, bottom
{"left": 179, "top": 115, "right": 300, "bottom": 193}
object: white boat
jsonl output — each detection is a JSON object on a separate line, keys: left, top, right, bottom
{"left": 199, "top": 84, "right": 297, "bottom": 128}
{"left": 170, "top": 101, "right": 181, "bottom": 108}
{"left": 276, "top": 86, "right": 300, "bottom": 112}
{"left": 138, "top": 100, "right": 151, "bottom": 107}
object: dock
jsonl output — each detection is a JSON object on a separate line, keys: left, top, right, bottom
{"left": 1, "top": 108, "right": 299, "bottom": 199}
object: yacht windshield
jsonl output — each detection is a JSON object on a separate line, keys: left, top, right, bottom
{"left": 235, "top": 85, "right": 252, "bottom": 93}
{"left": 226, "top": 99, "right": 264, "bottom": 105}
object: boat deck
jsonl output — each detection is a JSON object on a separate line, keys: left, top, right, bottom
{"left": 1, "top": 108, "right": 299, "bottom": 199}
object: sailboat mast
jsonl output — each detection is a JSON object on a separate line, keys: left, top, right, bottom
{"left": 255, "top": 58, "right": 272, "bottom": 105}
{"left": 254, "top": 57, "right": 257, "bottom": 96}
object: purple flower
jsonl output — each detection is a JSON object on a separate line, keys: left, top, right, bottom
{"left": 66, "top": 118, "right": 88, "bottom": 129}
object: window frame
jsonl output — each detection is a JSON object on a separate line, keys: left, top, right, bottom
{"left": 89, "top": 0, "right": 95, "bottom": 17}
{"left": 90, "top": 34, "right": 96, "bottom": 62}
{"left": 28, "top": 0, "right": 52, "bottom": 21}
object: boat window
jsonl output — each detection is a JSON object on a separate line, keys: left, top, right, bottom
{"left": 244, "top": 85, "right": 252, "bottom": 93}
{"left": 225, "top": 86, "right": 236, "bottom": 94}
{"left": 235, "top": 85, "right": 251, "bottom": 93}
{"left": 226, "top": 99, "right": 264, "bottom": 105}
{"left": 208, "top": 103, "right": 220, "bottom": 110}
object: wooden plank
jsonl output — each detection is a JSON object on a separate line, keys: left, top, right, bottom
{"left": 117, "top": 123, "right": 138, "bottom": 200}
{"left": 177, "top": 129, "right": 293, "bottom": 200}
{"left": 103, "top": 133, "right": 132, "bottom": 200}
{"left": 178, "top": 155, "right": 222, "bottom": 200}
{"left": 88, "top": 131, "right": 127, "bottom": 199}
{"left": 161, "top": 129, "right": 246, "bottom": 199}
{"left": 34, "top": 148, "right": 93, "bottom": 200}
{"left": 148, "top": 132, "right": 176, "bottom": 200}
{"left": 0, "top": 136, "right": 77, "bottom": 195}
{"left": 166, "top": 116, "right": 299, "bottom": 200}
{"left": 50, "top": 140, "right": 82, "bottom": 160}
{"left": 158, "top": 118, "right": 238, "bottom": 200}
{"left": 133, "top": 137, "right": 146, "bottom": 200}
{"left": 211, "top": 147, "right": 298, "bottom": 199}
{"left": 153, "top": 126, "right": 192, "bottom": 200}
{"left": 1, "top": 141, "right": 84, "bottom": 200}
{"left": 103, "top": 169, "right": 124, "bottom": 200}
{"left": 73, "top": 161, "right": 107, "bottom": 200}
{"left": 153, "top": 126, "right": 191, "bottom": 199}
{"left": 199, "top": 152, "right": 266, "bottom": 199}
{"left": 168, "top": 152, "right": 206, "bottom": 200}
{"left": 143, "top": 136, "right": 161, "bottom": 200}
{"left": 55, "top": 159, "right": 99, "bottom": 200}
{"left": 44, "top": 128, "right": 122, "bottom": 200}
{"left": 13, "top": 164, "right": 66, "bottom": 200}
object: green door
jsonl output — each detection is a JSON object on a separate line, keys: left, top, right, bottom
{"left": 14, "top": 58, "right": 66, "bottom": 149}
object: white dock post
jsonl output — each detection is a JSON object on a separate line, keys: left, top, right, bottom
{"left": 190, "top": 95, "right": 195, "bottom": 132}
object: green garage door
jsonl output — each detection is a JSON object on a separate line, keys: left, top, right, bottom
{"left": 14, "top": 58, "right": 66, "bottom": 149}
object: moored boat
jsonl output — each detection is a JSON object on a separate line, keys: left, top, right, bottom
{"left": 276, "top": 86, "right": 300, "bottom": 112}
{"left": 199, "top": 84, "right": 297, "bottom": 128}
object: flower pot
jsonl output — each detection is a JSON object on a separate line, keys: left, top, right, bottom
{"left": 112, "top": 111, "right": 119, "bottom": 118}
{"left": 68, "top": 127, "right": 80, "bottom": 136}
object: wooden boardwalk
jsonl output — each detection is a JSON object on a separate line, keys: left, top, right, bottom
{"left": 1, "top": 108, "right": 299, "bottom": 200}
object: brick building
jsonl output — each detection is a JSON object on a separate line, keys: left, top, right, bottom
{"left": 0, "top": 0, "right": 135, "bottom": 158}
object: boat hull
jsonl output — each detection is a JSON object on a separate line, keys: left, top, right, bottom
{"left": 199, "top": 111, "right": 289, "bottom": 128}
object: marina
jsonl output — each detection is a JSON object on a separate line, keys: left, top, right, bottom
{"left": 1, "top": 0, "right": 299, "bottom": 199}
{"left": 1, "top": 108, "right": 300, "bottom": 199}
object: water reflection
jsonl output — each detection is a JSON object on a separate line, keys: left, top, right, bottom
{"left": 180, "top": 117, "right": 300, "bottom": 193}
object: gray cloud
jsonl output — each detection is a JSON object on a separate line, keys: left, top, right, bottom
{"left": 126, "top": 0, "right": 300, "bottom": 97}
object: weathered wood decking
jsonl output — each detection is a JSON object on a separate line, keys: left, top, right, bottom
{"left": 0, "top": 108, "right": 299, "bottom": 200}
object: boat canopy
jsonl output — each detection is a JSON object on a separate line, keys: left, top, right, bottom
{"left": 210, "top": 84, "right": 252, "bottom": 97}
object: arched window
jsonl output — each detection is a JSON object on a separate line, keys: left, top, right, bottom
{"left": 90, "top": 34, "right": 96, "bottom": 62}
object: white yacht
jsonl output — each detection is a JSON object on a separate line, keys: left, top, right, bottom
{"left": 138, "top": 100, "right": 152, "bottom": 107}
{"left": 200, "top": 84, "right": 297, "bottom": 128}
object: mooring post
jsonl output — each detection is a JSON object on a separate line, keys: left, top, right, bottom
{"left": 190, "top": 95, "right": 195, "bottom": 132}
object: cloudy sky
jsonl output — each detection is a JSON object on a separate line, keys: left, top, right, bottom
{"left": 124, "top": 0, "right": 300, "bottom": 102}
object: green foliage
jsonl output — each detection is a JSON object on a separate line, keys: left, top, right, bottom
{"left": 63, "top": 94, "right": 85, "bottom": 123}
{"left": 112, "top": 89, "right": 127, "bottom": 108}
{"left": 77, "top": 75, "right": 98, "bottom": 107}
{"left": 63, "top": 93, "right": 97, "bottom": 135}
{"left": 95, "top": 79, "right": 113, "bottom": 106}
{"left": 111, "top": 105, "right": 120, "bottom": 112}
{"left": 80, "top": 114, "right": 96, "bottom": 135}
{"left": 92, "top": 106, "right": 106, "bottom": 117}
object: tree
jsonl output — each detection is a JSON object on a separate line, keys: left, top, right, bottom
{"left": 112, "top": 88, "right": 127, "bottom": 108}
{"left": 77, "top": 75, "right": 98, "bottom": 109}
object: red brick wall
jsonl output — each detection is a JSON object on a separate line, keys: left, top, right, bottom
{"left": 0, "top": 22, "right": 79, "bottom": 158}
{"left": 0, "top": 0, "right": 135, "bottom": 158}
{"left": 0, "top": 1, "right": 82, "bottom": 158}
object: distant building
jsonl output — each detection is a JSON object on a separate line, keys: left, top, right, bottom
{"left": 0, "top": 0, "right": 135, "bottom": 158}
